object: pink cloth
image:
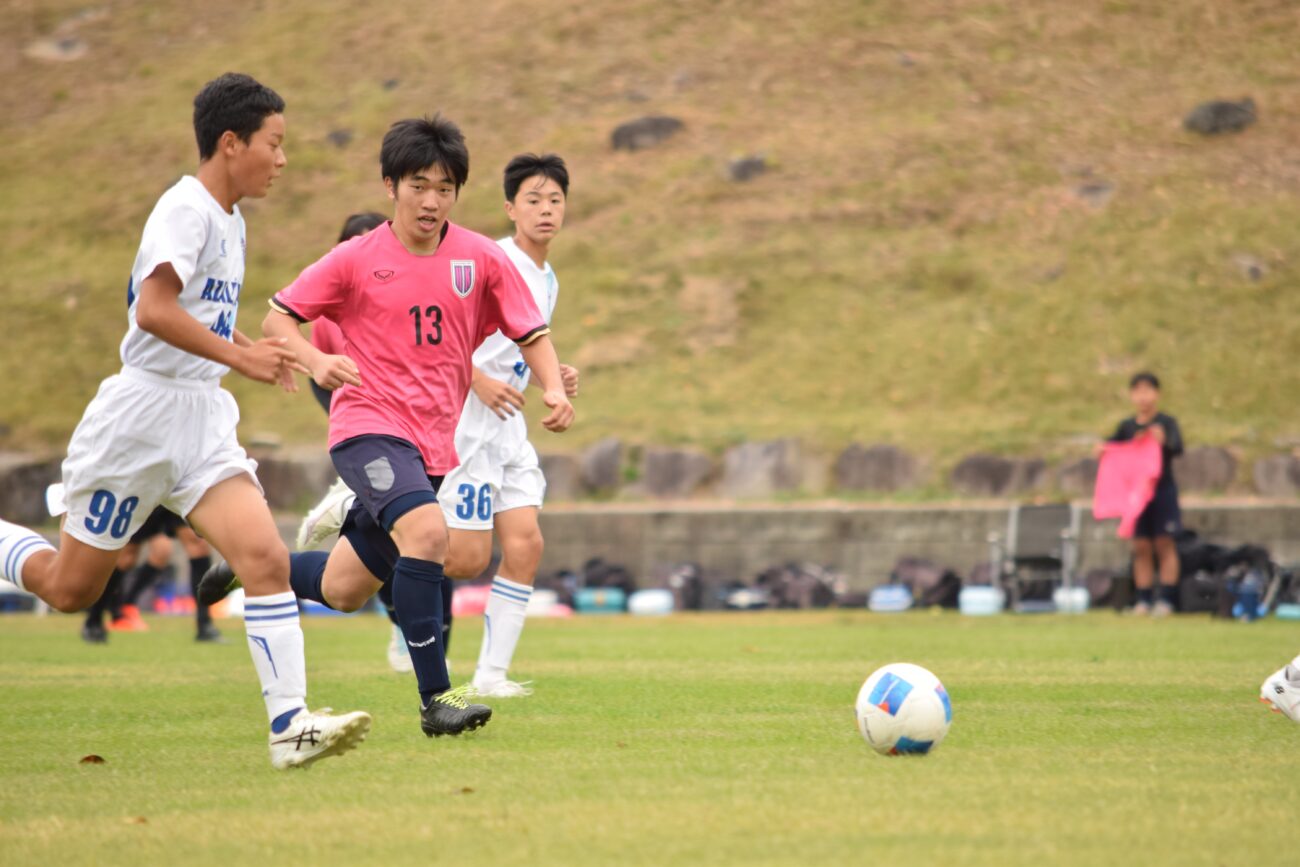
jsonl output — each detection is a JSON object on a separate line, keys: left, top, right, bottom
{"left": 1093, "top": 437, "right": 1163, "bottom": 538}
{"left": 274, "top": 221, "right": 547, "bottom": 474}
{"left": 309, "top": 316, "right": 345, "bottom": 356}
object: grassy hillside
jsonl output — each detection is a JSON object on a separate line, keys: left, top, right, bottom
{"left": 2, "top": 0, "right": 1297, "bottom": 471}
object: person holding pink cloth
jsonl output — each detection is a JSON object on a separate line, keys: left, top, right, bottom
{"left": 1097, "top": 372, "right": 1185, "bottom": 616}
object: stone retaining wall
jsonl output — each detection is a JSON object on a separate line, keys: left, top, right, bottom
{"left": 537, "top": 502, "right": 1300, "bottom": 590}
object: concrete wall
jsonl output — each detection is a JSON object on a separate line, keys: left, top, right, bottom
{"left": 30, "top": 498, "right": 1300, "bottom": 594}
{"left": 538, "top": 502, "right": 1300, "bottom": 589}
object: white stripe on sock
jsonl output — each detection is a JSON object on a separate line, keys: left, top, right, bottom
{"left": 477, "top": 576, "right": 534, "bottom": 681}
{"left": 243, "top": 591, "right": 308, "bottom": 724}
{"left": 0, "top": 521, "right": 55, "bottom": 591}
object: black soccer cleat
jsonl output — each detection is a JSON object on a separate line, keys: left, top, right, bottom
{"left": 80, "top": 621, "right": 108, "bottom": 644}
{"left": 420, "top": 685, "right": 492, "bottom": 737}
{"left": 195, "top": 623, "right": 227, "bottom": 643}
{"left": 196, "top": 561, "right": 241, "bottom": 608}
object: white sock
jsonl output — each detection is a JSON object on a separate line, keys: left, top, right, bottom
{"left": 476, "top": 576, "right": 534, "bottom": 683}
{"left": 0, "top": 519, "right": 55, "bottom": 591}
{"left": 243, "top": 591, "right": 308, "bottom": 725}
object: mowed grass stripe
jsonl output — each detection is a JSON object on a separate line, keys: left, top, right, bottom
{"left": 1, "top": 612, "right": 1297, "bottom": 866}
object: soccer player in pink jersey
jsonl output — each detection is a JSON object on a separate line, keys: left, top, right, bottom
{"left": 200, "top": 115, "right": 574, "bottom": 737}
{"left": 299, "top": 211, "right": 415, "bottom": 674}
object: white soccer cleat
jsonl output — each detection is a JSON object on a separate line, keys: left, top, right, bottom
{"left": 386, "top": 623, "right": 414, "bottom": 674}
{"left": 1260, "top": 665, "right": 1300, "bottom": 723}
{"left": 268, "top": 707, "right": 371, "bottom": 770}
{"left": 472, "top": 677, "right": 534, "bottom": 698}
{"left": 296, "top": 478, "right": 356, "bottom": 550}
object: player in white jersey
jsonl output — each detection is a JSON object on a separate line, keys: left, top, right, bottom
{"left": 441, "top": 154, "right": 578, "bottom": 697}
{"left": 0, "top": 73, "right": 370, "bottom": 769}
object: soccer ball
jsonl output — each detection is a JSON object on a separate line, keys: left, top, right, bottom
{"left": 854, "top": 662, "right": 952, "bottom": 756}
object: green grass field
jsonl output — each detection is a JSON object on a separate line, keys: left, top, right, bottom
{"left": 2, "top": 610, "right": 1298, "bottom": 865}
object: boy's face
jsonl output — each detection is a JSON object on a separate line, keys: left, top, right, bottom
{"left": 505, "top": 175, "right": 566, "bottom": 246}
{"left": 386, "top": 164, "right": 457, "bottom": 247}
{"left": 1129, "top": 382, "right": 1159, "bottom": 415}
{"left": 229, "top": 112, "right": 287, "bottom": 199}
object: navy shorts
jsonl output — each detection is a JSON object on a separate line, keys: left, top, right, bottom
{"left": 1134, "top": 483, "right": 1182, "bottom": 539}
{"left": 330, "top": 434, "right": 443, "bottom": 581}
{"left": 331, "top": 434, "right": 441, "bottom": 531}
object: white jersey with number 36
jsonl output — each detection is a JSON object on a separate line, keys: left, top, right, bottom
{"left": 453, "top": 236, "right": 559, "bottom": 450}
{"left": 443, "top": 237, "right": 558, "bottom": 526}
{"left": 471, "top": 236, "right": 558, "bottom": 390}
{"left": 120, "top": 176, "right": 246, "bottom": 381}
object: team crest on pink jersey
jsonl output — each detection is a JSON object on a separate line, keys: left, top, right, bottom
{"left": 451, "top": 260, "right": 476, "bottom": 298}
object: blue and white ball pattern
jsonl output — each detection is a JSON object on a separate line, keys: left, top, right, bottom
{"left": 854, "top": 663, "right": 952, "bottom": 756}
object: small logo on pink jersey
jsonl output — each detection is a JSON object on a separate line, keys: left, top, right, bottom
{"left": 373, "top": 269, "right": 395, "bottom": 282}
{"left": 451, "top": 260, "right": 476, "bottom": 298}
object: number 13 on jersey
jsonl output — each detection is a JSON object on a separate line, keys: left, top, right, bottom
{"left": 409, "top": 305, "right": 443, "bottom": 346}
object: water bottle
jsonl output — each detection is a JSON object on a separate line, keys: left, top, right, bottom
{"left": 1234, "top": 570, "right": 1263, "bottom": 622}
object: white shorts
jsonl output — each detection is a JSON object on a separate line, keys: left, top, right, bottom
{"left": 61, "top": 366, "right": 261, "bottom": 550}
{"left": 440, "top": 434, "right": 546, "bottom": 532}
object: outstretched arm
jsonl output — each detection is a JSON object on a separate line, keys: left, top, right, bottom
{"left": 136, "top": 263, "right": 297, "bottom": 386}
{"left": 263, "top": 308, "right": 361, "bottom": 391}
{"left": 518, "top": 335, "right": 574, "bottom": 432}
{"left": 527, "top": 362, "right": 579, "bottom": 397}
{"left": 471, "top": 366, "right": 526, "bottom": 419}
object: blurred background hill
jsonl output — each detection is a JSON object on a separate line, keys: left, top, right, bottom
{"left": 2, "top": 0, "right": 1297, "bottom": 489}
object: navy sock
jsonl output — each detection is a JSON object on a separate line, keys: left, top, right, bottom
{"left": 85, "top": 568, "right": 123, "bottom": 625}
{"left": 190, "top": 556, "right": 212, "bottom": 627}
{"left": 391, "top": 556, "right": 450, "bottom": 704}
{"left": 377, "top": 579, "right": 400, "bottom": 626}
{"left": 1159, "top": 584, "right": 1179, "bottom": 608}
{"left": 124, "top": 562, "right": 161, "bottom": 606}
{"left": 288, "top": 551, "right": 332, "bottom": 608}
{"left": 442, "top": 578, "right": 454, "bottom": 652}
{"left": 1137, "top": 587, "right": 1154, "bottom": 606}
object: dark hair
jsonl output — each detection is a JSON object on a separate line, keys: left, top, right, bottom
{"left": 337, "top": 212, "right": 386, "bottom": 243}
{"left": 1129, "top": 371, "right": 1161, "bottom": 390}
{"left": 192, "top": 73, "right": 285, "bottom": 161}
{"left": 503, "top": 153, "right": 570, "bottom": 201}
{"left": 380, "top": 115, "right": 469, "bottom": 190}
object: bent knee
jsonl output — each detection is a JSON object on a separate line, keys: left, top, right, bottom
{"left": 502, "top": 531, "right": 544, "bottom": 563}
{"left": 445, "top": 547, "right": 492, "bottom": 579}
{"left": 52, "top": 585, "right": 101, "bottom": 614}
{"left": 391, "top": 517, "right": 447, "bottom": 561}
{"left": 229, "top": 538, "right": 290, "bottom": 581}
{"left": 329, "top": 591, "right": 371, "bottom": 613}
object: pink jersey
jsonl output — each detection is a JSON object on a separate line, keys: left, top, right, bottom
{"left": 1093, "top": 437, "right": 1162, "bottom": 538}
{"left": 273, "top": 221, "right": 548, "bottom": 473}
{"left": 310, "top": 316, "right": 345, "bottom": 356}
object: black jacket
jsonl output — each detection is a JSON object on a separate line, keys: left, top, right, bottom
{"left": 1109, "top": 412, "right": 1183, "bottom": 490}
